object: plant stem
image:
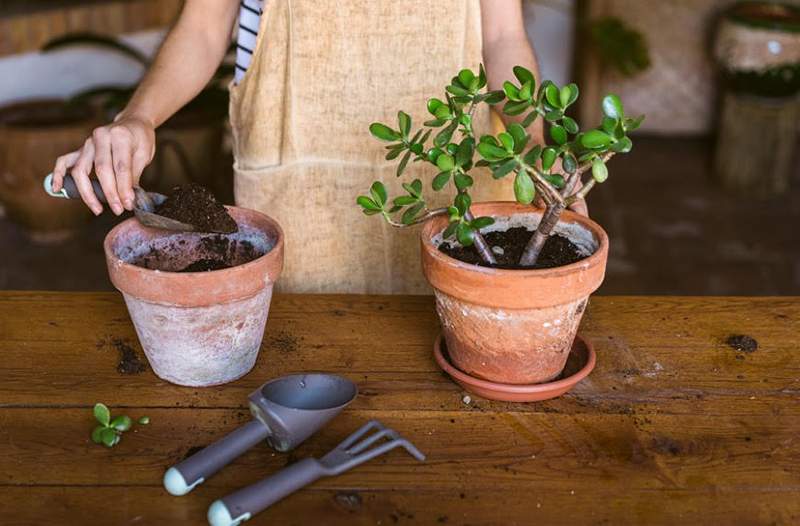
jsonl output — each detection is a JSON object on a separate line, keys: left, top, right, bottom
{"left": 464, "top": 210, "right": 497, "bottom": 265}
{"left": 384, "top": 207, "right": 449, "bottom": 228}
{"left": 518, "top": 202, "right": 565, "bottom": 267}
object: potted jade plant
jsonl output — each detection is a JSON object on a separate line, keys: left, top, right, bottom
{"left": 358, "top": 65, "right": 642, "bottom": 395}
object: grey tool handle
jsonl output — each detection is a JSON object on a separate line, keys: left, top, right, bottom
{"left": 208, "top": 458, "right": 327, "bottom": 526}
{"left": 46, "top": 173, "right": 108, "bottom": 203}
{"left": 164, "top": 420, "right": 269, "bottom": 496}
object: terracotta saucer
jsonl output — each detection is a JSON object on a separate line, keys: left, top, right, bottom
{"left": 433, "top": 333, "right": 596, "bottom": 402}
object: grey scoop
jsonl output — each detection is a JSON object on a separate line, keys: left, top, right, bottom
{"left": 163, "top": 374, "right": 357, "bottom": 496}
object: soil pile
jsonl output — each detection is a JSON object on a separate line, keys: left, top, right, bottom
{"left": 156, "top": 184, "right": 237, "bottom": 234}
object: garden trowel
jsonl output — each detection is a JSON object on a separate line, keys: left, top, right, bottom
{"left": 43, "top": 172, "right": 232, "bottom": 233}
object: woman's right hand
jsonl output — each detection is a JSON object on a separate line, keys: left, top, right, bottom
{"left": 51, "top": 114, "right": 156, "bottom": 216}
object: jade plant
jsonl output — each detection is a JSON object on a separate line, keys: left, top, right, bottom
{"left": 357, "top": 65, "right": 643, "bottom": 266}
{"left": 91, "top": 403, "right": 149, "bottom": 448}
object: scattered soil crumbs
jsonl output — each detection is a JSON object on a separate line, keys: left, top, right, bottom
{"left": 110, "top": 337, "right": 148, "bottom": 374}
{"left": 156, "top": 183, "right": 237, "bottom": 234}
{"left": 439, "top": 227, "right": 587, "bottom": 269}
{"left": 726, "top": 334, "right": 758, "bottom": 353}
{"left": 334, "top": 491, "right": 362, "bottom": 512}
{"left": 183, "top": 445, "right": 207, "bottom": 461}
{"left": 269, "top": 331, "right": 299, "bottom": 353}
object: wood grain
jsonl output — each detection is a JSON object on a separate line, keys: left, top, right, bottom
{"left": 0, "top": 292, "right": 798, "bottom": 525}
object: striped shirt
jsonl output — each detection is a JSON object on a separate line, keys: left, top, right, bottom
{"left": 235, "top": 0, "right": 264, "bottom": 84}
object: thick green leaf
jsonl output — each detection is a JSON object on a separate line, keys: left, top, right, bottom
{"left": 454, "top": 193, "right": 471, "bottom": 215}
{"left": 545, "top": 109, "right": 563, "bottom": 122}
{"left": 434, "top": 105, "right": 451, "bottom": 120}
{"left": 99, "top": 427, "right": 118, "bottom": 448}
{"left": 503, "top": 100, "right": 529, "bottom": 116}
{"left": 550, "top": 125, "right": 567, "bottom": 145}
{"left": 483, "top": 90, "right": 505, "bottom": 104}
{"left": 458, "top": 69, "right": 476, "bottom": 90}
{"left": 385, "top": 145, "right": 404, "bottom": 160}
{"left": 402, "top": 202, "right": 425, "bottom": 225}
{"left": 498, "top": 132, "right": 514, "bottom": 152}
{"left": 370, "top": 182, "right": 387, "bottom": 206}
{"left": 564, "top": 84, "right": 579, "bottom": 107}
{"left": 94, "top": 403, "right": 110, "bottom": 426}
{"left": 541, "top": 147, "right": 557, "bottom": 171}
{"left": 446, "top": 84, "right": 469, "bottom": 97}
{"left": 357, "top": 195, "right": 381, "bottom": 211}
{"left": 477, "top": 142, "right": 509, "bottom": 161}
{"left": 443, "top": 221, "right": 458, "bottom": 239}
{"left": 432, "top": 171, "right": 451, "bottom": 191}
{"left": 562, "top": 116, "right": 579, "bottom": 134}
{"left": 592, "top": 157, "right": 609, "bottom": 182}
{"left": 91, "top": 426, "right": 105, "bottom": 444}
{"left": 514, "top": 172, "right": 536, "bottom": 204}
{"left": 492, "top": 158, "right": 518, "bottom": 179}
{"left": 394, "top": 195, "right": 417, "bottom": 206}
{"left": 521, "top": 110, "right": 539, "bottom": 128}
{"left": 602, "top": 116, "right": 617, "bottom": 135}
{"left": 544, "top": 174, "right": 566, "bottom": 189}
{"left": 581, "top": 130, "right": 612, "bottom": 149}
{"left": 424, "top": 118, "right": 447, "bottom": 127}
{"left": 138, "top": 416, "right": 150, "bottom": 425}
{"left": 513, "top": 65, "right": 535, "bottom": 86}
{"left": 454, "top": 173, "right": 474, "bottom": 191}
{"left": 427, "top": 147, "right": 443, "bottom": 164}
{"left": 523, "top": 145, "right": 542, "bottom": 165}
{"left": 625, "top": 115, "right": 645, "bottom": 131}
{"left": 519, "top": 80, "right": 533, "bottom": 101}
{"left": 611, "top": 136, "right": 633, "bottom": 153}
{"left": 397, "top": 111, "right": 411, "bottom": 138}
{"left": 369, "top": 123, "right": 400, "bottom": 142}
{"left": 403, "top": 179, "right": 422, "bottom": 198}
{"left": 478, "top": 63, "right": 487, "bottom": 88}
{"left": 602, "top": 94, "right": 624, "bottom": 119}
{"left": 110, "top": 415, "right": 132, "bottom": 432}
{"left": 471, "top": 216, "right": 495, "bottom": 230}
{"left": 507, "top": 123, "right": 527, "bottom": 149}
{"left": 436, "top": 153, "right": 455, "bottom": 172}
{"left": 455, "top": 138, "right": 474, "bottom": 167}
{"left": 545, "top": 83, "right": 561, "bottom": 108}
{"left": 562, "top": 152, "right": 577, "bottom": 174}
{"left": 434, "top": 121, "right": 457, "bottom": 148}
{"left": 503, "top": 81, "right": 520, "bottom": 101}
{"left": 456, "top": 222, "right": 475, "bottom": 246}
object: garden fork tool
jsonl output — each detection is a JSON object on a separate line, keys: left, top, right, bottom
{"left": 207, "top": 419, "right": 426, "bottom": 526}
{"left": 163, "top": 374, "right": 357, "bottom": 496}
{"left": 43, "top": 172, "right": 236, "bottom": 233}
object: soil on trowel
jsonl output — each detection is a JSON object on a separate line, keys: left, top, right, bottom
{"left": 439, "top": 226, "right": 587, "bottom": 269}
{"left": 156, "top": 183, "right": 237, "bottom": 234}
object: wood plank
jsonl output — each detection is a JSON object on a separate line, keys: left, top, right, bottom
{"left": 0, "top": 294, "right": 797, "bottom": 416}
{"left": 2, "top": 486, "right": 798, "bottom": 526}
{"left": 1, "top": 408, "right": 798, "bottom": 491}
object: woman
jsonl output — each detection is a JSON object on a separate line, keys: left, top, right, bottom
{"left": 51, "top": 0, "right": 549, "bottom": 293}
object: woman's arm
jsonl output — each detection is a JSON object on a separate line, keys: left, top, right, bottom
{"left": 52, "top": 0, "right": 240, "bottom": 215}
{"left": 480, "top": 0, "right": 544, "bottom": 145}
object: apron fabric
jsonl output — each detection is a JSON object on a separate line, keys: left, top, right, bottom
{"left": 229, "top": 0, "right": 511, "bottom": 293}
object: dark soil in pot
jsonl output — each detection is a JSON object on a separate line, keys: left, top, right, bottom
{"left": 439, "top": 227, "right": 587, "bottom": 270}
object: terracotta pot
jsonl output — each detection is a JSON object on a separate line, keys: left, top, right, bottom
{"left": 104, "top": 207, "right": 284, "bottom": 387}
{"left": 0, "top": 100, "right": 97, "bottom": 243}
{"left": 420, "top": 202, "right": 608, "bottom": 385}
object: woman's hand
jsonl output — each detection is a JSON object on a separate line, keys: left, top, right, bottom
{"left": 51, "top": 114, "right": 156, "bottom": 216}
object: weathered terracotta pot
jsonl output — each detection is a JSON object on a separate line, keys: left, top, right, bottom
{"left": 104, "top": 207, "right": 284, "bottom": 387}
{"left": 0, "top": 99, "right": 96, "bottom": 243}
{"left": 421, "top": 202, "right": 608, "bottom": 385}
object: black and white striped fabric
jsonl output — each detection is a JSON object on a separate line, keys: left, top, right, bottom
{"left": 235, "top": 0, "right": 264, "bottom": 84}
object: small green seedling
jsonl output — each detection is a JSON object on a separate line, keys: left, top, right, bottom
{"left": 91, "top": 403, "right": 149, "bottom": 448}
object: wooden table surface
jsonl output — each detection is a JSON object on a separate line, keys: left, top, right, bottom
{"left": 1, "top": 292, "right": 798, "bottom": 525}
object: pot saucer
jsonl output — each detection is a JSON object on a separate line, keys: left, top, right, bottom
{"left": 433, "top": 333, "right": 596, "bottom": 402}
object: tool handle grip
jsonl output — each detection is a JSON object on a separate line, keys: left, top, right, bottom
{"left": 164, "top": 420, "right": 269, "bottom": 496}
{"left": 209, "top": 458, "right": 326, "bottom": 526}
{"left": 60, "top": 174, "right": 108, "bottom": 203}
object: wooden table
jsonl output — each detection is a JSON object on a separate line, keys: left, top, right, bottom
{"left": 1, "top": 292, "right": 798, "bottom": 525}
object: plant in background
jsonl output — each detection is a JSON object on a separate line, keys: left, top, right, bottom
{"left": 588, "top": 17, "right": 651, "bottom": 77}
{"left": 357, "top": 65, "right": 643, "bottom": 267}
{"left": 91, "top": 403, "right": 149, "bottom": 448}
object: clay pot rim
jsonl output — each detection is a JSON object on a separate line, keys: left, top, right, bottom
{"left": 434, "top": 332, "right": 596, "bottom": 397}
{"left": 421, "top": 201, "right": 609, "bottom": 279}
{"left": 105, "top": 205, "right": 283, "bottom": 277}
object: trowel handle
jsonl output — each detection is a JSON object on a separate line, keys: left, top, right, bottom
{"left": 44, "top": 173, "right": 107, "bottom": 203}
{"left": 208, "top": 458, "right": 327, "bottom": 526}
{"left": 163, "top": 420, "right": 269, "bottom": 496}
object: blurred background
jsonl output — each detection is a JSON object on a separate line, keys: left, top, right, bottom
{"left": 0, "top": 0, "right": 798, "bottom": 294}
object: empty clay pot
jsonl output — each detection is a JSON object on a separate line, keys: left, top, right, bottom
{"left": 104, "top": 207, "right": 284, "bottom": 386}
{"left": 420, "top": 202, "right": 608, "bottom": 385}
{"left": 0, "top": 99, "right": 97, "bottom": 243}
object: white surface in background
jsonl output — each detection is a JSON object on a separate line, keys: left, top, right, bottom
{"left": 523, "top": 0, "right": 576, "bottom": 87}
{"left": 0, "top": 30, "right": 165, "bottom": 106}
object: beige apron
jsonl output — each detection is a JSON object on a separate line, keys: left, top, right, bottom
{"left": 230, "top": 0, "right": 511, "bottom": 293}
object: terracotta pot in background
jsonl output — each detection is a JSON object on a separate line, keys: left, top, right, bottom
{"left": 104, "top": 207, "right": 284, "bottom": 387}
{"left": 0, "top": 100, "right": 96, "bottom": 243}
{"left": 421, "top": 202, "right": 609, "bottom": 385}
